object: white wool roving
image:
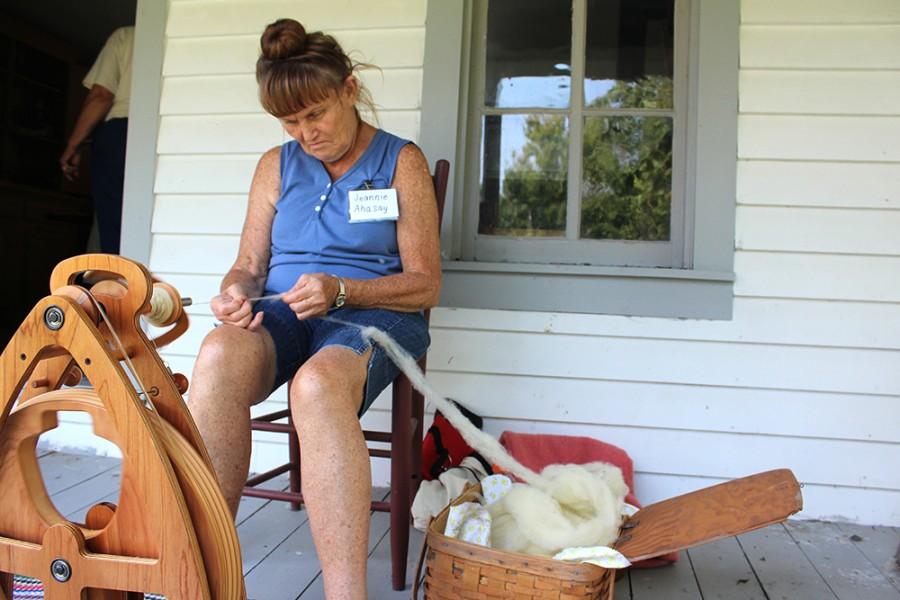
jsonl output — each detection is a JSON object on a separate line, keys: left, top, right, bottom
{"left": 360, "top": 326, "right": 627, "bottom": 555}
{"left": 489, "top": 462, "right": 627, "bottom": 555}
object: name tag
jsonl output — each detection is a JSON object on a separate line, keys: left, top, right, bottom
{"left": 348, "top": 188, "right": 399, "bottom": 222}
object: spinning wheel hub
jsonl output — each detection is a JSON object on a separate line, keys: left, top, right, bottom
{"left": 49, "top": 560, "right": 71, "bottom": 583}
{"left": 43, "top": 306, "right": 65, "bottom": 331}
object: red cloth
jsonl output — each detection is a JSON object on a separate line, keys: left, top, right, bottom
{"left": 499, "top": 431, "right": 678, "bottom": 568}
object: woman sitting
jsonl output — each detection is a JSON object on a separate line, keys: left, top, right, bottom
{"left": 187, "top": 18, "right": 441, "bottom": 600}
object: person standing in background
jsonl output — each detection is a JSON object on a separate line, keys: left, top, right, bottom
{"left": 60, "top": 26, "right": 134, "bottom": 254}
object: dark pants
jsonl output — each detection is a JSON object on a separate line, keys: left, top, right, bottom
{"left": 91, "top": 117, "right": 128, "bottom": 254}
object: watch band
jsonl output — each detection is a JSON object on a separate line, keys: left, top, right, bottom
{"left": 333, "top": 276, "right": 346, "bottom": 308}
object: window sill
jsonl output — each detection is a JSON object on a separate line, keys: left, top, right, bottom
{"left": 439, "top": 260, "right": 735, "bottom": 320}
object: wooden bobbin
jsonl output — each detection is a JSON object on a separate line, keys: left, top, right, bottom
{"left": 147, "top": 282, "right": 183, "bottom": 327}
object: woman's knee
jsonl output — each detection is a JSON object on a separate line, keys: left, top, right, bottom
{"left": 290, "top": 349, "right": 368, "bottom": 416}
{"left": 193, "top": 325, "right": 275, "bottom": 398}
{"left": 197, "top": 325, "right": 266, "bottom": 367}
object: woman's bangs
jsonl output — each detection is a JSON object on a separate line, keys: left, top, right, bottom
{"left": 260, "top": 65, "right": 336, "bottom": 118}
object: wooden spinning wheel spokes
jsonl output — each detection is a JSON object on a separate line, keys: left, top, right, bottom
{"left": 0, "top": 297, "right": 211, "bottom": 598}
{"left": 0, "top": 254, "right": 244, "bottom": 599}
{"left": 0, "top": 390, "right": 242, "bottom": 599}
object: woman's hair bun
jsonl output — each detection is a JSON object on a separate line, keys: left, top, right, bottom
{"left": 260, "top": 18, "right": 307, "bottom": 60}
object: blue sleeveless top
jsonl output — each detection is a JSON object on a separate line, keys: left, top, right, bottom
{"left": 265, "top": 129, "right": 411, "bottom": 294}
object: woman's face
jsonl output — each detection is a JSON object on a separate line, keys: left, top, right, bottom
{"left": 279, "top": 77, "right": 359, "bottom": 164}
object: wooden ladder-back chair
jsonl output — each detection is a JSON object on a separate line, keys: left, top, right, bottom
{"left": 243, "top": 159, "right": 450, "bottom": 591}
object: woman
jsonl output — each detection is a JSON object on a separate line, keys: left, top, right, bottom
{"left": 188, "top": 18, "right": 441, "bottom": 600}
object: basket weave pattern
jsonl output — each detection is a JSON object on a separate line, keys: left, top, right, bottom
{"left": 423, "top": 548, "right": 614, "bottom": 599}
{"left": 419, "top": 485, "right": 616, "bottom": 600}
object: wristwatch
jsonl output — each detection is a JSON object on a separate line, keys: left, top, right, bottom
{"left": 333, "top": 276, "right": 346, "bottom": 308}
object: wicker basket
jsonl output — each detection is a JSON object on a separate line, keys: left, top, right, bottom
{"left": 413, "top": 485, "right": 616, "bottom": 600}
{"left": 412, "top": 469, "right": 804, "bottom": 599}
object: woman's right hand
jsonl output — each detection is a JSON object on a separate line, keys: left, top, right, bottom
{"left": 211, "top": 285, "right": 264, "bottom": 330}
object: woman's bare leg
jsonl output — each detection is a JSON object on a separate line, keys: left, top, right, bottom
{"left": 291, "top": 345, "right": 372, "bottom": 600}
{"left": 187, "top": 324, "right": 276, "bottom": 515}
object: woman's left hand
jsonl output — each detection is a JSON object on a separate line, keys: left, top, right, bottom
{"left": 281, "top": 273, "right": 340, "bottom": 320}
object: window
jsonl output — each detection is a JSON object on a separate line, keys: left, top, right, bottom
{"left": 419, "top": 0, "right": 738, "bottom": 318}
{"left": 464, "top": 0, "right": 688, "bottom": 267}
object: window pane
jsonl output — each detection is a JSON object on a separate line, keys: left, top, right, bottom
{"left": 479, "top": 114, "right": 568, "bottom": 237}
{"left": 584, "top": 0, "right": 674, "bottom": 109}
{"left": 581, "top": 116, "right": 672, "bottom": 241}
{"left": 485, "top": 0, "right": 571, "bottom": 108}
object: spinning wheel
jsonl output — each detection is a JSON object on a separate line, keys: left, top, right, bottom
{"left": 0, "top": 255, "right": 243, "bottom": 599}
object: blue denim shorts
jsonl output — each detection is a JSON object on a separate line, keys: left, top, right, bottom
{"left": 252, "top": 299, "right": 430, "bottom": 415}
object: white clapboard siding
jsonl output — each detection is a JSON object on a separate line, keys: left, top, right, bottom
{"left": 159, "top": 75, "right": 258, "bottom": 115}
{"left": 425, "top": 329, "right": 898, "bottom": 397}
{"left": 157, "top": 113, "right": 420, "bottom": 156}
{"left": 160, "top": 71, "right": 422, "bottom": 116}
{"left": 740, "top": 71, "right": 900, "bottom": 116}
{"left": 150, "top": 234, "right": 238, "bottom": 274}
{"left": 471, "top": 417, "right": 900, "bottom": 490}
{"left": 153, "top": 195, "right": 248, "bottom": 234}
{"left": 166, "top": 0, "right": 426, "bottom": 38}
{"left": 362, "top": 110, "right": 420, "bottom": 144}
{"left": 741, "top": 0, "right": 900, "bottom": 24}
{"left": 163, "top": 35, "right": 261, "bottom": 77}
{"left": 35, "top": 0, "right": 873, "bottom": 527}
{"left": 737, "top": 160, "right": 900, "bottom": 209}
{"left": 632, "top": 473, "right": 900, "bottom": 527}
{"left": 163, "top": 29, "right": 426, "bottom": 76}
{"left": 738, "top": 115, "right": 900, "bottom": 162}
{"left": 734, "top": 252, "right": 900, "bottom": 302}
{"left": 736, "top": 206, "right": 900, "bottom": 255}
{"left": 424, "top": 371, "right": 900, "bottom": 444}
{"left": 741, "top": 25, "right": 900, "bottom": 69}
{"left": 157, "top": 115, "right": 284, "bottom": 155}
{"left": 429, "top": 300, "right": 900, "bottom": 351}
{"left": 155, "top": 155, "right": 258, "bottom": 194}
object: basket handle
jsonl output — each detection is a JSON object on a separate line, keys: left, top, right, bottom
{"left": 411, "top": 520, "right": 432, "bottom": 600}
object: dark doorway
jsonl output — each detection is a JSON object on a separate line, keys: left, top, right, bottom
{"left": 0, "top": 0, "right": 136, "bottom": 341}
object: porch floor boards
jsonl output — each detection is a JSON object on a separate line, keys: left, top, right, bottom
{"left": 23, "top": 452, "right": 900, "bottom": 599}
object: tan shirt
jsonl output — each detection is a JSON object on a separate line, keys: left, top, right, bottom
{"left": 83, "top": 26, "right": 134, "bottom": 120}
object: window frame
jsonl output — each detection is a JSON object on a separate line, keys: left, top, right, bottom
{"left": 418, "top": 0, "right": 738, "bottom": 319}
{"left": 464, "top": 0, "right": 691, "bottom": 268}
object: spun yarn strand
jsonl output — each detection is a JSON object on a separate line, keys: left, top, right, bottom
{"left": 188, "top": 293, "right": 285, "bottom": 308}
{"left": 326, "top": 318, "right": 543, "bottom": 487}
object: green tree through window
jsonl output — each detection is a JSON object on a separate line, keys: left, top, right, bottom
{"left": 496, "top": 75, "right": 673, "bottom": 241}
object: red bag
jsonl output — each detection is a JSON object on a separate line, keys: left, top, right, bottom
{"left": 421, "top": 401, "right": 483, "bottom": 481}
